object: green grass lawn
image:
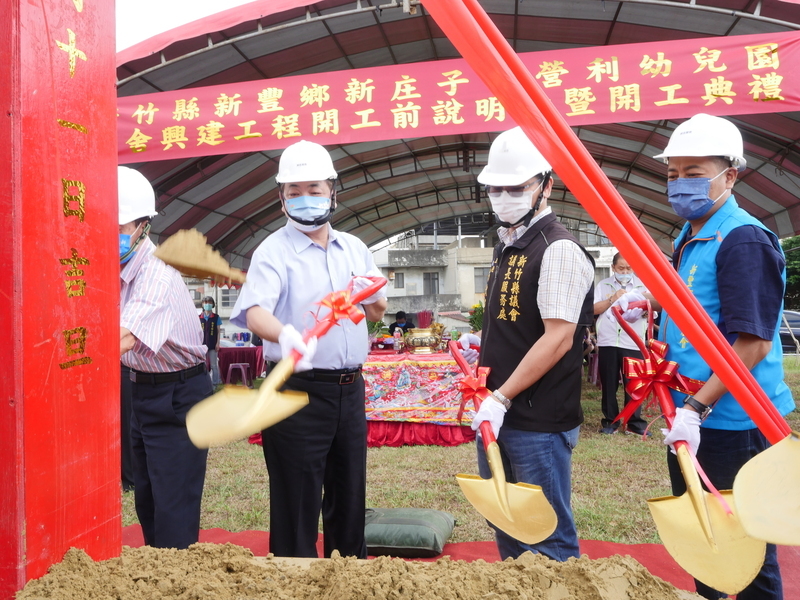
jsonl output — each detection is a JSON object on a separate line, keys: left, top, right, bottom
{"left": 122, "top": 359, "right": 800, "bottom": 545}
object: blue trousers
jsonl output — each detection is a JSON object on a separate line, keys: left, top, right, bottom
{"left": 130, "top": 370, "right": 211, "bottom": 549}
{"left": 667, "top": 427, "right": 783, "bottom": 599}
{"left": 477, "top": 425, "right": 581, "bottom": 561}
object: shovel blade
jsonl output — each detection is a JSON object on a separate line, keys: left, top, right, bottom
{"left": 186, "top": 385, "right": 308, "bottom": 448}
{"left": 733, "top": 431, "right": 800, "bottom": 545}
{"left": 648, "top": 490, "right": 766, "bottom": 595}
{"left": 456, "top": 474, "right": 557, "bottom": 544}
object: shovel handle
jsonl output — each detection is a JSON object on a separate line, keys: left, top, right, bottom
{"left": 302, "top": 276, "right": 387, "bottom": 344}
{"left": 419, "top": 0, "right": 790, "bottom": 445}
{"left": 447, "top": 340, "right": 499, "bottom": 449}
{"left": 285, "top": 277, "right": 388, "bottom": 366}
{"left": 610, "top": 300, "right": 651, "bottom": 358}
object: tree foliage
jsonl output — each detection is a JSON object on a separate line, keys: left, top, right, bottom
{"left": 782, "top": 235, "right": 800, "bottom": 309}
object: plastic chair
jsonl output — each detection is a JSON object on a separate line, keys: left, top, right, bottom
{"left": 226, "top": 363, "right": 253, "bottom": 387}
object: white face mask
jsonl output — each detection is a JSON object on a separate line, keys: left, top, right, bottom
{"left": 489, "top": 182, "right": 542, "bottom": 227}
{"left": 615, "top": 273, "right": 632, "bottom": 285}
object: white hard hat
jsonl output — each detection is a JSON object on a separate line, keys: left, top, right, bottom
{"left": 118, "top": 166, "right": 157, "bottom": 225}
{"left": 478, "top": 127, "right": 552, "bottom": 186}
{"left": 654, "top": 113, "right": 746, "bottom": 172}
{"left": 275, "top": 140, "right": 337, "bottom": 184}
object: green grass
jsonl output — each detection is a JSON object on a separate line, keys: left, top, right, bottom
{"left": 122, "top": 361, "right": 800, "bottom": 545}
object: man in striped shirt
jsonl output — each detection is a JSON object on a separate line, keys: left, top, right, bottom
{"left": 119, "top": 166, "right": 212, "bottom": 549}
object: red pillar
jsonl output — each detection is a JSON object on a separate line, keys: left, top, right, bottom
{"left": 0, "top": 0, "right": 119, "bottom": 596}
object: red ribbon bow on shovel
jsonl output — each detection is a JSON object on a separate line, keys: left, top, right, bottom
{"left": 456, "top": 366, "right": 491, "bottom": 424}
{"left": 616, "top": 338, "right": 704, "bottom": 426}
{"left": 317, "top": 290, "right": 366, "bottom": 325}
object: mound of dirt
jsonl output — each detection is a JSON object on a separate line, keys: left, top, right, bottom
{"left": 16, "top": 543, "right": 701, "bottom": 600}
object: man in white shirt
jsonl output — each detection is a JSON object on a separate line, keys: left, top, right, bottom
{"left": 230, "top": 140, "right": 386, "bottom": 559}
{"left": 593, "top": 253, "right": 651, "bottom": 435}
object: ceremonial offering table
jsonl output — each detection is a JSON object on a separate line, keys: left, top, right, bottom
{"left": 364, "top": 351, "right": 476, "bottom": 447}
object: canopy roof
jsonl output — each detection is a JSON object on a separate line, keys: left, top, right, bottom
{"left": 117, "top": 0, "right": 800, "bottom": 269}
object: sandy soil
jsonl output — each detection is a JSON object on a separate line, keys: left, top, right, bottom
{"left": 16, "top": 542, "right": 703, "bottom": 599}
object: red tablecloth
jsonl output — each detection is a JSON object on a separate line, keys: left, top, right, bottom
{"left": 366, "top": 421, "right": 475, "bottom": 447}
{"left": 218, "top": 346, "right": 264, "bottom": 384}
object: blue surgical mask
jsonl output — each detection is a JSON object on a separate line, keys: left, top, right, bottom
{"left": 615, "top": 273, "right": 632, "bottom": 285}
{"left": 667, "top": 170, "right": 728, "bottom": 221}
{"left": 203, "top": 304, "right": 213, "bottom": 311}
{"left": 285, "top": 195, "right": 331, "bottom": 224}
{"left": 119, "top": 234, "right": 134, "bottom": 264}
{"left": 120, "top": 222, "right": 150, "bottom": 265}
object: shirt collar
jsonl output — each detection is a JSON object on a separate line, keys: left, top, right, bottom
{"left": 284, "top": 222, "right": 339, "bottom": 253}
{"left": 498, "top": 206, "right": 552, "bottom": 247}
{"left": 120, "top": 236, "right": 155, "bottom": 284}
{"left": 676, "top": 195, "right": 739, "bottom": 247}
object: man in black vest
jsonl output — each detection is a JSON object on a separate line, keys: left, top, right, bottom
{"left": 200, "top": 296, "right": 223, "bottom": 385}
{"left": 466, "top": 127, "right": 595, "bottom": 561}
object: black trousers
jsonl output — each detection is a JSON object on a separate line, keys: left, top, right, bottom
{"left": 121, "top": 365, "right": 134, "bottom": 490}
{"left": 261, "top": 372, "right": 368, "bottom": 559}
{"left": 598, "top": 346, "right": 647, "bottom": 433}
{"left": 130, "top": 368, "right": 211, "bottom": 549}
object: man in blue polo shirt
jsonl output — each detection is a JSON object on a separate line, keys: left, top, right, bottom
{"left": 655, "top": 113, "right": 795, "bottom": 600}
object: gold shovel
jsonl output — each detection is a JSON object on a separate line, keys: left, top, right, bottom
{"left": 448, "top": 342, "right": 557, "bottom": 545}
{"left": 609, "top": 305, "right": 766, "bottom": 594}
{"left": 186, "top": 277, "right": 388, "bottom": 449}
{"left": 647, "top": 385, "right": 766, "bottom": 595}
{"left": 733, "top": 431, "right": 800, "bottom": 545}
{"left": 186, "top": 358, "right": 307, "bottom": 448}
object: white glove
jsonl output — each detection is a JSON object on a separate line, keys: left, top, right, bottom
{"left": 612, "top": 290, "right": 646, "bottom": 312}
{"left": 278, "top": 324, "right": 317, "bottom": 372}
{"left": 471, "top": 396, "right": 506, "bottom": 438}
{"left": 621, "top": 307, "right": 644, "bottom": 322}
{"left": 351, "top": 276, "right": 386, "bottom": 305}
{"left": 662, "top": 407, "right": 702, "bottom": 455}
{"left": 459, "top": 333, "right": 481, "bottom": 364}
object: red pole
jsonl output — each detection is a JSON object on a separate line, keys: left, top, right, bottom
{"left": 0, "top": 0, "right": 119, "bottom": 595}
{"left": 420, "top": 0, "right": 790, "bottom": 443}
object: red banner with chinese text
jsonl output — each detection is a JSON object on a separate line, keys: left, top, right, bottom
{"left": 119, "top": 31, "right": 800, "bottom": 164}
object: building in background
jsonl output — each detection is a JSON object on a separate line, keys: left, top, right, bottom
{"left": 372, "top": 221, "right": 616, "bottom": 332}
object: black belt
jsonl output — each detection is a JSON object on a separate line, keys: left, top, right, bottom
{"left": 130, "top": 363, "right": 206, "bottom": 384}
{"left": 267, "top": 362, "right": 362, "bottom": 385}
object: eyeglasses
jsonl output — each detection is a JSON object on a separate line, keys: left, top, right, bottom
{"left": 485, "top": 181, "right": 540, "bottom": 198}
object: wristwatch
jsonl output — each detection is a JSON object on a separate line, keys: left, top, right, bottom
{"left": 683, "top": 396, "right": 714, "bottom": 421}
{"left": 491, "top": 389, "right": 512, "bottom": 410}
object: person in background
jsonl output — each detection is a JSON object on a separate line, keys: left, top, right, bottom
{"left": 462, "top": 127, "right": 595, "bottom": 562}
{"left": 655, "top": 113, "right": 794, "bottom": 599}
{"left": 200, "top": 295, "right": 223, "bottom": 385}
{"left": 593, "top": 252, "right": 653, "bottom": 436}
{"left": 230, "top": 140, "right": 387, "bottom": 559}
{"left": 119, "top": 166, "right": 211, "bottom": 549}
{"left": 388, "top": 311, "right": 415, "bottom": 336}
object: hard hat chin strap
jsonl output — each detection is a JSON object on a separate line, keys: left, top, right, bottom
{"left": 120, "top": 221, "right": 151, "bottom": 264}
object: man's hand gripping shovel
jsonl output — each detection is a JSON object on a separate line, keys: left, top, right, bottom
{"left": 186, "top": 277, "right": 387, "bottom": 448}
{"left": 447, "top": 341, "right": 557, "bottom": 545}
{"left": 419, "top": 0, "right": 799, "bottom": 547}
{"left": 612, "top": 302, "right": 765, "bottom": 595}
